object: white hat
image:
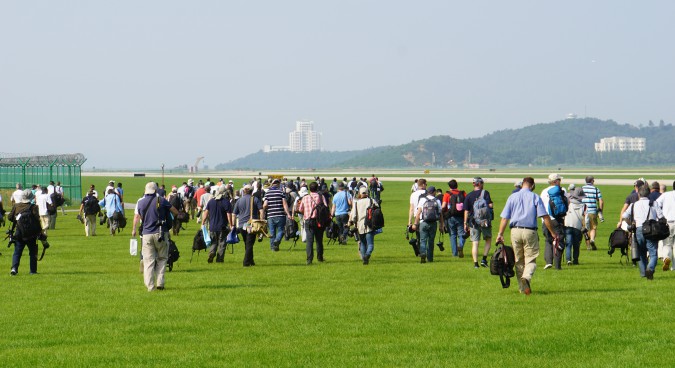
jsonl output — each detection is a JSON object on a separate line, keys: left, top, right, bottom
{"left": 548, "top": 173, "right": 563, "bottom": 181}
{"left": 215, "top": 185, "right": 227, "bottom": 200}
{"left": 299, "top": 187, "right": 309, "bottom": 198}
{"left": 21, "top": 189, "right": 34, "bottom": 203}
{"left": 144, "top": 182, "right": 157, "bottom": 195}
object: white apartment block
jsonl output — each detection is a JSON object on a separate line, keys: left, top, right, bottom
{"left": 594, "top": 136, "right": 646, "bottom": 152}
{"left": 289, "top": 120, "right": 322, "bottom": 152}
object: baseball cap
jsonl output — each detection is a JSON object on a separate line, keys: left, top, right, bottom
{"left": 634, "top": 179, "right": 645, "bottom": 187}
{"left": 358, "top": 186, "right": 368, "bottom": 195}
{"left": 548, "top": 173, "right": 563, "bottom": 181}
{"left": 272, "top": 179, "right": 280, "bottom": 184}
{"left": 472, "top": 177, "right": 484, "bottom": 184}
{"left": 21, "top": 189, "right": 34, "bottom": 203}
{"left": 514, "top": 181, "right": 522, "bottom": 187}
{"left": 427, "top": 186, "right": 436, "bottom": 194}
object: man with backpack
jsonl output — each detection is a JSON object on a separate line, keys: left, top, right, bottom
{"left": 496, "top": 177, "right": 557, "bottom": 295}
{"left": 298, "top": 181, "right": 330, "bottom": 265}
{"left": 349, "top": 186, "right": 381, "bottom": 265}
{"left": 540, "top": 173, "right": 568, "bottom": 270}
{"left": 412, "top": 186, "right": 444, "bottom": 263}
{"left": 408, "top": 179, "right": 428, "bottom": 257}
{"left": 132, "top": 182, "right": 180, "bottom": 291}
{"left": 202, "top": 185, "right": 234, "bottom": 263}
{"left": 8, "top": 189, "right": 43, "bottom": 276}
{"left": 442, "top": 179, "right": 467, "bottom": 258}
{"left": 331, "top": 182, "right": 353, "bottom": 245}
{"left": 99, "top": 188, "right": 125, "bottom": 236}
{"left": 79, "top": 190, "right": 100, "bottom": 236}
{"left": 463, "top": 177, "right": 494, "bottom": 268}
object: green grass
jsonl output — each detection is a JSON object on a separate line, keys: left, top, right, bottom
{"left": 1, "top": 175, "right": 672, "bottom": 367}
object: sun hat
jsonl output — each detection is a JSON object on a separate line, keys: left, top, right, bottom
{"left": 144, "top": 182, "right": 157, "bottom": 195}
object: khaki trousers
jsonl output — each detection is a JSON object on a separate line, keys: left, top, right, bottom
{"left": 510, "top": 227, "right": 540, "bottom": 292}
{"left": 142, "top": 232, "right": 168, "bottom": 291}
{"left": 85, "top": 214, "right": 97, "bottom": 236}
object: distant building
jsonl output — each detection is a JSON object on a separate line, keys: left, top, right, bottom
{"left": 594, "top": 136, "right": 646, "bottom": 152}
{"left": 289, "top": 120, "right": 322, "bottom": 152}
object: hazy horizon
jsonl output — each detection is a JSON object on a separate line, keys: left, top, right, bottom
{"left": 2, "top": 1, "right": 673, "bottom": 169}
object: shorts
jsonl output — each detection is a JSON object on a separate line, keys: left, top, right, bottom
{"left": 587, "top": 213, "right": 598, "bottom": 230}
{"left": 470, "top": 225, "right": 492, "bottom": 242}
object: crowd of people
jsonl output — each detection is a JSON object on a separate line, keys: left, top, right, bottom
{"left": 4, "top": 173, "right": 674, "bottom": 296}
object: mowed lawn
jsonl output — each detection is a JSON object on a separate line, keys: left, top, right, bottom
{"left": 1, "top": 175, "right": 672, "bottom": 367}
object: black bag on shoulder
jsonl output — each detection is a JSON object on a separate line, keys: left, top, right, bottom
{"left": 15, "top": 205, "right": 42, "bottom": 241}
{"left": 641, "top": 203, "right": 670, "bottom": 241}
{"left": 608, "top": 228, "right": 629, "bottom": 256}
{"left": 490, "top": 241, "right": 515, "bottom": 288}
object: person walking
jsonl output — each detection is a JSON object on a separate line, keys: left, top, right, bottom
{"left": 655, "top": 181, "right": 675, "bottom": 271}
{"left": 349, "top": 186, "right": 380, "bottom": 264}
{"left": 442, "top": 179, "right": 467, "bottom": 258}
{"left": 202, "top": 185, "right": 234, "bottom": 263}
{"left": 564, "top": 187, "right": 586, "bottom": 266}
{"left": 496, "top": 177, "right": 557, "bottom": 295}
{"left": 263, "top": 179, "right": 291, "bottom": 252}
{"left": 582, "top": 176, "right": 604, "bottom": 250}
{"left": 298, "top": 182, "right": 329, "bottom": 265}
{"left": 132, "top": 182, "right": 179, "bottom": 291}
{"left": 233, "top": 184, "right": 264, "bottom": 267}
{"left": 463, "top": 177, "right": 494, "bottom": 268}
{"left": 331, "top": 182, "right": 353, "bottom": 244}
{"left": 622, "top": 185, "right": 663, "bottom": 280}
{"left": 8, "top": 190, "right": 42, "bottom": 276}
{"left": 412, "top": 186, "right": 444, "bottom": 263}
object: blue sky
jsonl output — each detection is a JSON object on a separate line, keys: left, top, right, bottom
{"left": 2, "top": 1, "right": 673, "bottom": 169}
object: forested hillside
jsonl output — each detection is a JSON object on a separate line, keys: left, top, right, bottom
{"left": 216, "top": 118, "right": 675, "bottom": 169}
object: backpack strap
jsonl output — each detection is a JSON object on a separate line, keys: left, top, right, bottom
{"left": 629, "top": 202, "right": 635, "bottom": 231}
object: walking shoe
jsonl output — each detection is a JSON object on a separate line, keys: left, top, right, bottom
{"left": 437, "top": 242, "right": 445, "bottom": 251}
{"left": 458, "top": 248, "right": 464, "bottom": 258}
{"left": 157, "top": 286, "right": 165, "bottom": 290}
{"left": 567, "top": 261, "right": 572, "bottom": 266}
{"left": 480, "top": 259, "right": 488, "bottom": 268}
{"left": 590, "top": 240, "right": 597, "bottom": 251}
{"left": 420, "top": 254, "right": 427, "bottom": 264}
{"left": 207, "top": 254, "right": 215, "bottom": 263}
{"left": 663, "top": 257, "right": 671, "bottom": 271}
{"left": 521, "top": 278, "right": 531, "bottom": 295}
{"left": 363, "top": 255, "right": 370, "bottom": 265}
{"left": 10, "top": 269, "right": 17, "bottom": 276}
{"left": 646, "top": 269, "right": 654, "bottom": 280}
{"left": 544, "top": 264, "right": 553, "bottom": 270}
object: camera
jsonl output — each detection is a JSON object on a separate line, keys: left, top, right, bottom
{"left": 76, "top": 214, "right": 85, "bottom": 224}
{"left": 462, "top": 232, "right": 470, "bottom": 240}
{"left": 348, "top": 227, "right": 358, "bottom": 237}
{"left": 5, "top": 229, "right": 16, "bottom": 247}
{"left": 581, "top": 227, "right": 590, "bottom": 241}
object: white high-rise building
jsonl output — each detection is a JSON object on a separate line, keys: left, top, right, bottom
{"left": 289, "top": 120, "right": 322, "bottom": 152}
{"left": 594, "top": 137, "right": 646, "bottom": 152}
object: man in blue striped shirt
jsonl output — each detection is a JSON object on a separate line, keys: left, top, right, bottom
{"left": 263, "top": 179, "right": 291, "bottom": 252}
{"left": 582, "top": 176, "right": 604, "bottom": 250}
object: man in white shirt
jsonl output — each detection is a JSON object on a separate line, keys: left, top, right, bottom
{"left": 11, "top": 183, "right": 24, "bottom": 205}
{"left": 35, "top": 187, "right": 53, "bottom": 235}
{"left": 407, "top": 179, "right": 428, "bottom": 257}
{"left": 655, "top": 181, "right": 675, "bottom": 271}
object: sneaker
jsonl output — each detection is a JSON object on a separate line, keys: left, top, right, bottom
{"left": 567, "top": 261, "right": 572, "bottom": 266}
{"left": 480, "top": 259, "right": 488, "bottom": 268}
{"left": 590, "top": 240, "right": 597, "bottom": 251}
{"left": 522, "top": 278, "right": 531, "bottom": 295}
{"left": 363, "top": 255, "right": 370, "bottom": 265}
{"left": 458, "top": 248, "right": 464, "bottom": 258}
{"left": 10, "top": 269, "right": 17, "bottom": 276}
{"left": 663, "top": 257, "right": 671, "bottom": 271}
{"left": 156, "top": 286, "right": 165, "bottom": 290}
{"left": 207, "top": 254, "right": 214, "bottom": 263}
{"left": 420, "top": 254, "right": 427, "bottom": 264}
{"left": 544, "top": 264, "right": 553, "bottom": 270}
{"left": 646, "top": 269, "right": 654, "bottom": 280}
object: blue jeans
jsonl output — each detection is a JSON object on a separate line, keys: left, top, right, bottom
{"left": 12, "top": 238, "right": 38, "bottom": 274}
{"left": 635, "top": 227, "right": 658, "bottom": 277}
{"left": 419, "top": 221, "right": 437, "bottom": 261}
{"left": 358, "top": 232, "right": 375, "bottom": 259}
{"left": 446, "top": 216, "right": 466, "bottom": 256}
{"left": 268, "top": 216, "right": 286, "bottom": 249}
{"left": 564, "top": 227, "right": 581, "bottom": 264}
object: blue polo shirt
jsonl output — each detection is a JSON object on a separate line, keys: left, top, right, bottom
{"left": 332, "top": 190, "right": 352, "bottom": 216}
{"left": 500, "top": 188, "right": 548, "bottom": 229}
{"left": 137, "top": 194, "right": 172, "bottom": 235}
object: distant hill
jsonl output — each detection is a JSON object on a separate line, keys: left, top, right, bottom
{"left": 216, "top": 118, "right": 675, "bottom": 169}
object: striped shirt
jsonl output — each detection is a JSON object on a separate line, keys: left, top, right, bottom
{"left": 264, "top": 186, "right": 286, "bottom": 218}
{"left": 582, "top": 184, "right": 602, "bottom": 214}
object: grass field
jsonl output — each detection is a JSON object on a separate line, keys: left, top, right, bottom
{"left": 1, "top": 175, "right": 673, "bottom": 367}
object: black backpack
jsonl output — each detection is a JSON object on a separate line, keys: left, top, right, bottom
{"left": 420, "top": 195, "right": 440, "bottom": 222}
{"left": 83, "top": 196, "right": 100, "bottom": 215}
{"left": 447, "top": 191, "right": 465, "bottom": 217}
{"left": 326, "top": 220, "right": 340, "bottom": 241}
{"left": 490, "top": 241, "right": 516, "bottom": 288}
{"left": 284, "top": 218, "right": 299, "bottom": 241}
{"left": 167, "top": 239, "right": 180, "bottom": 271}
{"left": 190, "top": 230, "right": 207, "bottom": 263}
{"left": 15, "top": 205, "right": 42, "bottom": 241}
{"left": 364, "top": 199, "right": 384, "bottom": 230}
{"left": 52, "top": 192, "right": 65, "bottom": 207}
{"left": 311, "top": 197, "right": 332, "bottom": 229}
{"left": 608, "top": 228, "right": 629, "bottom": 257}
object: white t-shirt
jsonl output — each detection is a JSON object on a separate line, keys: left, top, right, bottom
{"left": 12, "top": 190, "right": 23, "bottom": 204}
{"left": 409, "top": 189, "right": 427, "bottom": 218}
{"left": 36, "top": 192, "right": 53, "bottom": 216}
{"left": 655, "top": 191, "right": 675, "bottom": 222}
{"left": 47, "top": 185, "right": 55, "bottom": 195}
